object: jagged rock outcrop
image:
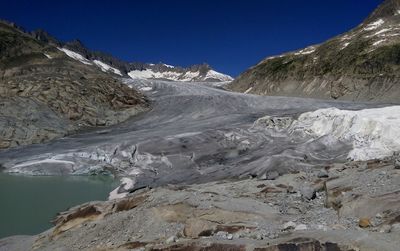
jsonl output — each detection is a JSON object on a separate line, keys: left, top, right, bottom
{"left": 229, "top": 0, "right": 400, "bottom": 102}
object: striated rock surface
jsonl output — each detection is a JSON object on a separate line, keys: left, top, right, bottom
{"left": 0, "top": 21, "right": 148, "bottom": 149}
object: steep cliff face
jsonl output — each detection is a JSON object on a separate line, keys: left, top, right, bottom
{"left": 0, "top": 21, "right": 148, "bottom": 149}
{"left": 229, "top": 0, "right": 400, "bottom": 102}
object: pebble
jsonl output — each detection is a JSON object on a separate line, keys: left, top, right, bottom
{"left": 283, "top": 221, "right": 296, "bottom": 230}
{"left": 261, "top": 171, "right": 280, "bottom": 180}
{"left": 317, "top": 169, "right": 329, "bottom": 178}
{"left": 215, "top": 231, "right": 228, "bottom": 239}
{"left": 359, "top": 218, "right": 371, "bottom": 228}
{"left": 165, "top": 236, "right": 177, "bottom": 244}
{"left": 391, "top": 223, "right": 400, "bottom": 233}
{"left": 395, "top": 159, "right": 400, "bottom": 169}
{"left": 379, "top": 225, "right": 392, "bottom": 233}
{"left": 300, "top": 186, "right": 316, "bottom": 200}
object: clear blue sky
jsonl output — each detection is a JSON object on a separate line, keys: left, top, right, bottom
{"left": 1, "top": 0, "right": 382, "bottom": 76}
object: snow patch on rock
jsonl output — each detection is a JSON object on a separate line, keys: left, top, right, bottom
{"left": 204, "top": 70, "right": 233, "bottom": 82}
{"left": 58, "top": 47, "right": 123, "bottom": 76}
{"left": 341, "top": 42, "right": 350, "bottom": 50}
{"left": 373, "top": 39, "right": 386, "bottom": 46}
{"left": 364, "top": 19, "right": 385, "bottom": 31}
{"left": 294, "top": 46, "right": 316, "bottom": 55}
{"left": 93, "top": 60, "right": 122, "bottom": 76}
{"left": 244, "top": 87, "right": 253, "bottom": 94}
{"left": 58, "top": 47, "right": 92, "bottom": 65}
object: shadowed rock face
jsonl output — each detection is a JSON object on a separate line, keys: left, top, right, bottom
{"left": 0, "top": 21, "right": 148, "bottom": 149}
{"left": 255, "top": 238, "right": 345, "bottom": 251}
{"left": 229, "top": 0, "right": 400, "bottom": 102}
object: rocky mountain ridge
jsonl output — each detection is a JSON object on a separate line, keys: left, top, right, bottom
{"left": 0, "top": 20, "right": 148, "bottom": 149}
{"left": 229, "top": 0, "right": 400, "bottom": 102}
{"left": 29, "top": 26, "right": 233, "bottom": 82}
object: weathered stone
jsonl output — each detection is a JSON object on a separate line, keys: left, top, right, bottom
{"left": 165, "top": 236, "right": 177, "bottom": 244}
{"left": 359, "top": 218, "right": 371, "bottom": 228}
{"left": 379, "top": 225, "right": 392, "bottom": 233}
{"left": 260, "top": 171, "right": 280, "bottom": 180}
{"left": 300, "top": 186, "right": 316, "bottom": 200}
{"left": 282, "top": 221, "right": 296, "bottom": 230}
{"left": 317, "top": 169, "right": 329, "bottom": 178}
{"left": 0, "top": 140, "right": 11, "bottom": 149}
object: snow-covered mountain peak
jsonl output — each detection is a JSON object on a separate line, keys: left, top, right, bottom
{"left": 128, "top": 63, "right": 233, "bottom": 82}
{"left": 55, "top": 42, "right": 232, "bottom": 82}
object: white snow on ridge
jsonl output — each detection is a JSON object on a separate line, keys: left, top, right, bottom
{"left": 44, "top": 53, "right": 53, "bottom": 59}
{"left": 128, "top": 69, "right": 181, "bottom": 80}
{"left": 373, "top": 39, "right": 386, "bottom": 46}
{"left": 364, "top": 19, "right": 385, "bottom": 31}
{"left": 93, "top": 60, "right": 122, "bottom": 76}
{"left": 58, "top": 47, "right": 92, "bottom": 65}
{"left": 163, "top": 64, "right": 175, "bottom": 68}
{"left": 294, "top": 46, "right": 316, "bottom": 56}
{"left": 58, "top": 47, "right": 232, "bottom": 82}
{"left": 58, "top": 47, "right": 123, "bottom": 76}
{"left": 341, "top": 42, "right": 350, "bottom": 50}
{"left": 244, "top": 87, "right": 253, "bottom": 94}
{"left": 373, "top": 28, "right": 391, "bottom": 36}
{"left": 180, "top": 71, "right": 200, "bottom": 81}
{"left": 290, "top": 106, "right": 400, "bottom": 161}
{"left": 128, "top": 68, "right": 233, "bottom": 82}
{"left": 204, "top": 70, "right": 234, "bottom": 82}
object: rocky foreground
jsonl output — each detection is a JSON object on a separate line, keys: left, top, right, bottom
{"left": 2, "top": 155, "right": 400, "bottom": 251}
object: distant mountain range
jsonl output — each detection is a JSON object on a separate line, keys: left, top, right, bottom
{"left": 229, "top": 0, "right": 400, "bottom": 102}
{"left": 31, "top": 29, "right": 233, "bottom": 82}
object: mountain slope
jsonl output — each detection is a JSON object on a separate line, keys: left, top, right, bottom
{"left": 0, "top": 21, "right": 148, "bottom": 149}
{"left": 229, "top": 0, "right": 400, "bottom": 102}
